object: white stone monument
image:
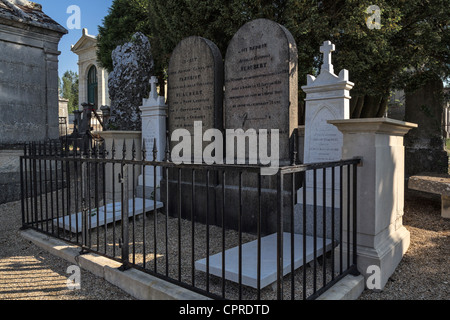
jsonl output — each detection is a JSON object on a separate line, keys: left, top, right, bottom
{"left": 138, "top": 76, "right": 168, "bottom": 198}
{"left": 296, "top": 41, "right": 354, "bottom": 238}
{"left": 329, "top": 118, "right": 417, "bottom": 289}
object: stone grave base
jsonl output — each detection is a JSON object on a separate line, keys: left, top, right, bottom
{"left": 195, "top": 232, "right": 333, "bottom": 289}
{"left": 161, "top": 176, "right": 218, "bottom": 226}
{"left": 293, "top": 203, "right": 341, "bottom": 240}
{"left": 54, "top": 198, "right": 164, "bottom": 233}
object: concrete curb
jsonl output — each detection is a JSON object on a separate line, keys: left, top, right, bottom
{"left": 20, "top": 229, "right": 210, "bottom": 300}
{"left": 20, "top": 229, "right": 364, "bottom": 300}
{"left": 317, "top": 274, "right": 365, "bottom": 300}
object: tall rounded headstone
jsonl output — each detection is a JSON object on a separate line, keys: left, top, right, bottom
{"left": 167, "top": 36, "right": 223, "bottom": 156}
{"left": 163, "top": 36, "right": 223, "bottom": 225}
{"left": 224, "top": 18, "right": 298, "bottom": 164}
{"left": 222, "top": 19, "right": 298, "bottom": 234}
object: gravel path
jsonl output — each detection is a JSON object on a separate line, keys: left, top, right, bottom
{"left": 359, "top": 191, "right": 450, "bottom": 300}
{"left": 0, "top": 190, "right": 448, "bottom": 300}
{"left": 0, "top": 200, "right": 134, "bottom": 300}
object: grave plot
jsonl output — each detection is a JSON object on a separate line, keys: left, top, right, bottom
{"left": 54, "top": 198, "right": 163, "bottom": 233}
{"left": 195, "top": 232, "right": 333, "bottom": 289}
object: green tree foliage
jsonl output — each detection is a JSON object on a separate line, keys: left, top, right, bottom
{"left": 287, "top": 0, "right": 450, "bottom": 118}
{"left": 97, "top": 0, "right": 450, "bottom": 120}
{"left": 97, "top": 0, "right": 151, "bottom": 73}
{"left": 60, "top": 71, "right": 79, "bottom": 114}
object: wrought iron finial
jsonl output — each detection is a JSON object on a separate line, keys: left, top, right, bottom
{"left": 111, "top": 140, "right": 116, "bottom": 159}
{"left": 152, "top": 138, "right": 158, "bottom": 161}
{"left": 73, "top": 139, "right": 78, "bottom": 158}
{"left": 165, "top": 135, "right": 171, "bottom": 162}
{"left": 292, "top": 132, "right": 298, "bottom": 166}
{"left": 43, "top": 140, "right": 47, "bottom": 156}
{"left": 55, "top": 140, "right": 59, "bottom": 157}
{"left": 142, "top": 138, "right": 147, "bottom": 161}
{"left": 94, "top": 143, "right": 100, "bottom": 159}
{"left": 87, "top": 144, "right": 92, "bottom": 159}
{"left": 132, "top": 139, "right": 136, "bottom": 161}
{"left": 122, "top": 140, "right": 127, "bottom": 160}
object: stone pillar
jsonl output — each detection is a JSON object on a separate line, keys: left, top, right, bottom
{"left": 138, "top": 76, "right": 168, "bottom": 199}
{"left": 329, "top": 118, "right": 417, "bottom": 289}
{"left": 96, "top": 131, "right": 142, "bottom": 202}
{"left": 45, "top": 48, "right": 61, "bottom": 140}
{"left": 77, "top": 62, "right": 87, "bottom": 111}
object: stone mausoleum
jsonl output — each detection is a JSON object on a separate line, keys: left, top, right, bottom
{"left": 71, "top": 28, "right": 110, "bottom": 110}
{"left": 0, "top": 0, "right": 67, "bottom": 203}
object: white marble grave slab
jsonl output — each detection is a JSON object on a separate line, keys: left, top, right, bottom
{"left": 54, "top": 198, "right": 163, "bottom": 233}
{"left": 195, "top": 232, "right": 332, "bottom": 289}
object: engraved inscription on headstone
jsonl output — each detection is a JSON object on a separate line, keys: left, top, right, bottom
{"left": 295, "top": 41, "right": 355, "bottom": 238}
{"left": 306, "top": 106, "right": 341, "bottom": 163}
{"left": 168, "top": 36, "right": 223, "bottom": 154}
{"left": 163, "top": 36, "right": 223, "bottom": 226}
{"left": 224, "top": 19, "right": 298, "bottom": 164}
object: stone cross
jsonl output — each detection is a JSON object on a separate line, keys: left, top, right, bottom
{"left": 149, "top": 76, "right": 158, "bottom": 100}
{"left": 320, "top": 40, "right": 335, "bottom": 74}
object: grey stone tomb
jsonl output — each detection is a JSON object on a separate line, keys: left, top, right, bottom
{"left": 167, "top": 36, "right": 224, "bottom": 150}
{"left": 162, "top": 36, "right": 224, "bottom": 225}
{"left": 224, "top": 18, "right": 298, "bottom": 163}
{"left": 221, "top": 18, "right": 298, "bottom": 235}
{"left": 197, "top": 19, "right": 307, "bottom": 290}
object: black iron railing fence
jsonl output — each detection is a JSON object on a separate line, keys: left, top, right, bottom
{"left": 20, "top": 139, "right": 360, "bottom": 300}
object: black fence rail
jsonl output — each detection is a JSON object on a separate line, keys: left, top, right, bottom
{"left": 20, "top": 140, "right": 360, "bottom": 300}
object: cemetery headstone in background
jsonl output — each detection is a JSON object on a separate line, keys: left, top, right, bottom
{"left": 404, "top": 77, "right": 448, "bottom": 177}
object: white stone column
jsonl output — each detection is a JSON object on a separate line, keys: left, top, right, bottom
{"left": 138, "top": 76, "right": 168, "bottom": 194}
{"left": 78, "top": 62, "right": 87, "bottom": 110}
{"left": 97, "top": 131, "right": 142, "bottom": 202}
{"left": 329, "top": 118, "right": 417, "bottom": 289}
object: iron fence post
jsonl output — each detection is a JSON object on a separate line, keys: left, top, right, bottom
{"left": 276, "top": 170, "right": 284, "bottom": 300}
{"left": 351, "top": 163, "right": 360, "bottom": 276}
{"left": 80, "top": 153, "right": 90, "bottom": 255}
{"left": 119, "top": 163, "right": 131, "bottom": 271}
{"left": 20, "top": 151, "right": 26, "bottom": 229}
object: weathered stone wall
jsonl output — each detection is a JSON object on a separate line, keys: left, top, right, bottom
{"left": 0, "top": 0, "right": 67, "bottom": 203}
{"left": 0, "top": 150, "right": 22, "bottom": 204}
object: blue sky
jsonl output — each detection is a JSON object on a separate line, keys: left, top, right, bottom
{"left": 38, "top": 0, "right": 113, "bottom": 78}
